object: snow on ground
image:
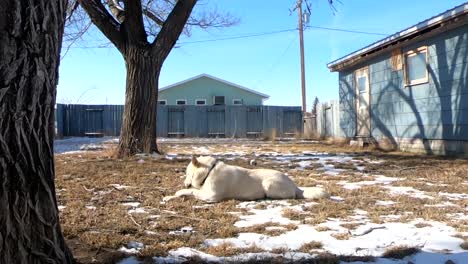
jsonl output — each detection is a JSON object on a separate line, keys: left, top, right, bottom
{"left": 54, "top": 136, "right": 117, "bottom": 154}
{"left": 383, "top": 186, "right": 434, "bottom": 200}
{"left": 117, "top": 196, "right": 467, "bottom": 264}
{"left": 56, "top": 138, "right": 467, "bottom": 263}
{"left": 205, "top": 203, "right": 465, "bottom": 257}
{"left": 339, "top": 175, "right": 403, "bottom": 190}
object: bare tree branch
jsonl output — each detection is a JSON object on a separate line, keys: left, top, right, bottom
{"left": 143, "top": 7, "right": 164, "bottom": 26}
{"left": 65, "top": 0, "right": 239, "bottom": 51}
{"left": 151, "top": 0, "right": 197, "bottom": 60}
{"left": 76, "top": 0, "right": 124, "bottom": 51}
{"left": 122, "top": 0, "right": 148, "bottom": 45}
{"left": 186, "top": 8, "right": 239, "bottom": 29}
{"left": 107, "top": 0, "right": 125, "bottom": 23}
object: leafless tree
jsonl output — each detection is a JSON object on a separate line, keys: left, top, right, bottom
{"left": 0, "top": 0, "right": 74, "bottom": 263}
{"left": 65, "top": 0, "right": 238, "bottom": 157}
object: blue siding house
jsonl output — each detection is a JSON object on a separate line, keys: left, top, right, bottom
{"left": 327, "top": 4, "right": 468, "bottom": 156}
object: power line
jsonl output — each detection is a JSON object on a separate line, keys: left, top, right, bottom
{"left": 306, "top": 25, "right": 388, "bottom": 36}
{"left": 254, "top": 33, "right": 297, "bottom": 89}
{"left": 177, "top": 28, "right": 297, "bottom": 44}
{"left": 67, "top": 26, "right": 390, "bottom": 49}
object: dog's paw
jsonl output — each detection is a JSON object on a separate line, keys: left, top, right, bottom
{"left": 162, "top": 195, "right": 176, "bottom": 202}
{"left": 175, "top": 189, "right": 192, "bottom": 196}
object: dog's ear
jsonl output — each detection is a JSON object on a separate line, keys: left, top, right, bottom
{"left": 191, "top": 156, "right": 200, "bottom": 167}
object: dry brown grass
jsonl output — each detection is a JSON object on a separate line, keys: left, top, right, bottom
{"left": 55, "top": 139, "right": 468, "bottom": 263}
{"left": 298, "top": 241, "right": 323, "bottom": 252}
{"left": 239, "top": 222, "right": 297, "bottom": 237}
{"left": 382, "top": 246, "right": 420, "bottom": 259}
{"left": 331, "top": 232, "right": 351, "bottom": 240}
{"left": 315, "top": 226, "right": 332, "bottom": 232}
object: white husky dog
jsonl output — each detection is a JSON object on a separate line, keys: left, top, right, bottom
{"left": 163, "top": 156, "right": 329, "bottom": 203}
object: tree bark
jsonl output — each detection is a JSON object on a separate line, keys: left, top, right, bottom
{"left": 0, "top": 0, "right": 73, "bottom": 263}
{"left": 78, "top": 0, "right": 197, "bottom": 158}
{"left": 117, "top": 46, "right": 160, "bottom": 156}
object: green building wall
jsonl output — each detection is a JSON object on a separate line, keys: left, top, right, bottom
{"left": 158, "top": 76, "right": 267, "bottom": 105}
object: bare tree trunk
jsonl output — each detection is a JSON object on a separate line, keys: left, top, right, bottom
{"left": 0, "top": 1, "right": 73, "bottom": 263}
{"left": 78, "top": 0, "right": 197, "bottom": 158}
{"left": 117, "top": 46, "right": 160, "bottom": 156}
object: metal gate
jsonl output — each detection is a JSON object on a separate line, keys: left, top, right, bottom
{"left": 168, "top": 108, "right": 185, "bottom": 137}
{"left": 207, "top": 108, "right": 225, "bottom": 137}
{"left": 246, "top": 106, "right": 263, "bottom": 137}
{"left": 283, "top": 110, "right": 302, "bottom": 136}
{"left": 85, "top": 109, "right": 104, "bottom": 136}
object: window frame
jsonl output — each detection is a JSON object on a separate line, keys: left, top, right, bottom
{"left": 157, "top": 99, "right": 167, "bottom": 105}
{"left": 404, "top": 46, "right": 429, "bottom": 86}
{"left": 195, "top": 99, "right": 206, "bottom": 106}
{"left": 175, "top": 99, "right": 187, "bottom": 105}
{"left": 213, "top": 96, "right": 225, "bottom": 105}
{"left": 232, "top": 99, "right": 243, "bottom": 105}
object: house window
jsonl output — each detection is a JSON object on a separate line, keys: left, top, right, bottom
{"left": 213, "top": 96, "right": 225, "bottom": 105}
{"left": 232, "top": 99, "right": 243, "bottom": 105}
{"left": 195, "top": 99, "right": 206, "bottom": 105}
{"left": 176, "top": 99, "right": 186, "bottom": 105}
{"left": 157, "top": 100, "right": 167, "bottom": 105}
{"left": 405, "top": 47, "right": 428, "bottom": 86}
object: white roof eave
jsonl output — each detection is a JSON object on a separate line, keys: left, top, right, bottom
{"left": 327, "top": 3, "right": 468, "bottom": 71}
{"left": 159, "top": 73, "right": 270, "bottom": 98}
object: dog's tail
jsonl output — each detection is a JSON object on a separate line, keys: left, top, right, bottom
{"left": 295, "top": 187, "right": 329, "bottom": 199}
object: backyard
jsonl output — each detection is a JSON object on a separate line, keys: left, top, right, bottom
{"left": 54, "top": 138, "right": 468, "bottom": 264}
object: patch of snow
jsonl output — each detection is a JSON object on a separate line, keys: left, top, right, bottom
{"left": 338, "top": 180, "right": 380, "bottom": 190}
{"left": 297, "top": 160, "right": 312, "bottom": 168}
{"left": 128, "top": 241, "right": 144, "bottom": 249}
{"left": 265, "top": 226, "right": 287, "bottom": 231}
{"left": 438, "top": 192, "right": 468, "bottom": 201}
{"left": 110, "top": 184, "right": 132, "bottom": 190}
{"left": 354, "top": 209, "right": 368, "bottom": 215}
{"left": 375, "top": 200, "right": 396, "bottom": 206}
{"left": 80, "top": 144, "right": 103, "bottom": 151}
{"left": 169, "top": 226, "right": 194, "bottom": 235}
{"left": 54, "top": 136, "right": 117, "bottom": 154}
{"left": 121, "top": 202, "right": 141, "bottom": 207}
{"left": 234, "top": 206, "right": 300, "bottom": 228}
{"left": 339, "top": 175, "right": 402, "bottom": 190}
{"left": 118, "top": 241, "right": 144, "bottom": 255}
{"left": 373, "top": 175, "right": 403, "bottom": 183}
{"left": 144, "top": 230, "right": 158, "bottom": 235}
{"left": 160, "top": 247, "right": 219, "bottom": 263}
{"left": 424, "top": 201, "right": 458, "bottom": 208}
{"left": 128, "top": 207, "right": 147, "bottom": 214}
{"left": 384, "top": 186, "right": 434, "bottom": 200}
{"left": 205, "top": 220, "right": 465, "bottom": 257}
{"left": 380, "top": 214, "right": 402, "bottom": 220}
{"left": 446, "top": 213, "right": 468, "bottom": 220}
{"left": 147, "top": 215, "right": 160, "bottom": 219}
{"left": 318, "top": 166, "right": 346, "bottom": 176}
{"left": 58, "top": 205, "right": 66, "bottom": 211}
{"left": 191, "top": 146, "right": 211, "bottom": 154}
{"left": 330, "top": 196, "right": 345, "bottom": 202}
{"left": 86, "top": 206, "right": 96, "bottom": 210}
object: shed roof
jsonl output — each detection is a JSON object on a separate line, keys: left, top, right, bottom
{"left": 327, "top": 3, "right": 468, "bottom": 72}
{"left": 159, "top": 73, "right": 270, "bottom": 98}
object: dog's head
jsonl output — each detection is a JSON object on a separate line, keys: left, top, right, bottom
{"left": 184, "top": 156, "right": 216, "bottom": 189}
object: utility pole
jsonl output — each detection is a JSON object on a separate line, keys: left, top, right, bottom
{"left": 297, "top": 0, "right": 307, "bottom": 113}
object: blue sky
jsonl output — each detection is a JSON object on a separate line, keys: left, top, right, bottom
{"left": 57, "top": 0, "right": 467, "bottom": 109}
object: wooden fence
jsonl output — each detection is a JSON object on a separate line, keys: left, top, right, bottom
{"left": 56, "top": 104, "right": 303, "bottom": 138}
